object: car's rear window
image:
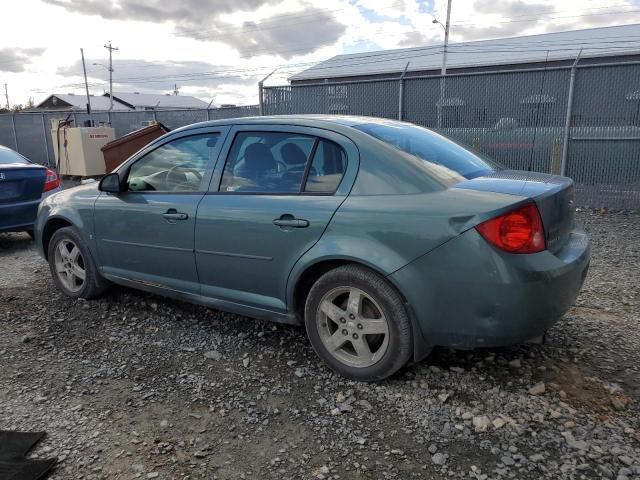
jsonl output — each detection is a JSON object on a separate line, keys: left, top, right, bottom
{"left": 0, "top": 147, "right": 29, "bottom": 165}
{"left": 353, "top": 122, "right": 498, "bottom": 179}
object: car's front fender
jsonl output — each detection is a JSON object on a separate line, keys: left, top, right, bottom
{"left": 35, "top": 184, "right": 101, "bottom": 259}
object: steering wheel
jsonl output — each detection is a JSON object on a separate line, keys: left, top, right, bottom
{"left": 167, "top": 162, "right": 203, "bottom": 190}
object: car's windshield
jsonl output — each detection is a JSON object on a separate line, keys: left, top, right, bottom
{"left": 353, "top": 121, "right": 498, "bottom": 179}
{"left": 0, "top": 147, "right": 29, "bottom": 165}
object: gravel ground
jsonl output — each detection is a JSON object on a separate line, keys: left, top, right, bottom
{"left": 0, "top": 209, "right": 638, "bottom": 480}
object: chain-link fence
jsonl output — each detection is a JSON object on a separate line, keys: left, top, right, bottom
{"left": 263, "top": 61, "right": 640, "bottom": 209}
{"left": 3, "top": 62, "right": 640, "bottom": 209}
{"left": 0, "top": 105, "right": 259, "bottom": 168}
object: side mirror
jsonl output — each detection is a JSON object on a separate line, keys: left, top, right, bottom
{"left": 99, "top": 172, "right": 123, "bottom": 193}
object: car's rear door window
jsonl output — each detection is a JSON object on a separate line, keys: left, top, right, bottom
{"left": 303, "top": 139, "right": 347, "bottom": 193}
{"left": 219, "top": 131, "right": 315, "bottom": 193}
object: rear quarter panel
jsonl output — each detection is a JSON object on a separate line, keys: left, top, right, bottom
{"left": 286, "top": 187, "right": 527, "bottom": 306}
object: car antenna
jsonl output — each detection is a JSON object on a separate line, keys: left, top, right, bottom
{"left": 527, "top": 50, "right": 550, "bottom": 172}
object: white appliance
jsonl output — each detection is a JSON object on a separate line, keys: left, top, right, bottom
{"left": 51, "top": 121, "right": 115, "bottom": 176}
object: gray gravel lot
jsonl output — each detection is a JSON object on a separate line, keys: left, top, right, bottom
{"left": 0, "top": 210, "right": 638, "bottom": 480}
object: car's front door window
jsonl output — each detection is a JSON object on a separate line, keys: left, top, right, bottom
{"left": 127, "top": 134, "right": 219, "bottom": 192}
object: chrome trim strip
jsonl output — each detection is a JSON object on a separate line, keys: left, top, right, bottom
{"left": 195, "top": 249, "right": 273, "bottom": 261}
{"left": 101, "top": 238, "right": 193, "bottom": 252}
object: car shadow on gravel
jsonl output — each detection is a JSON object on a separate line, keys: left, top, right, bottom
{"left": 0, "top": 232, "right": 34, "bottom": 252}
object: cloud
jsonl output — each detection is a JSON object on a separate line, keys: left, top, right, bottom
{"left": 181, "top": 7, "right": 347, "bottom": 59}
{"left": 42, "top": 0, "right": 275, "bottom": 23}
{"left": 0, "top": 48, "right": 45, "bottom": 73}
{"left": 470, "top": 0, "right": 554, "bottom": 18}
{"left": 57, "top": 58, "right": 261, "bottom": 96}
{"left": 43, "top": 0, "right": 347, "bottom": 59}
{"left": 398, "top": 31, "right": 439, "bottom": 48}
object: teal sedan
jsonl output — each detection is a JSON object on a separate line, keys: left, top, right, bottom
{"left": 35, "top": 116, "right": 590, "bottom": 381}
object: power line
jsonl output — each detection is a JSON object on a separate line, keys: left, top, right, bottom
{"left": 55, "top": 37, "right": 640, "bottom": 91}
{"left": 69, "top": 33, "right": 640, "bottom": 87}
{"left": 49, "top": 6, "right": 640, "bottom": 78}
{"left": 64, "top": 30, "right": 640, "bottom": 84}
{"left": 452, "top": 7, "right": 640, "bottom": 26}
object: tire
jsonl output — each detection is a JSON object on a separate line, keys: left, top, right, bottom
{"left": 47, "top": 226, "right": 109, "bottom": 299}
{"left": 304, "top": 264, "right": 412, "bottom": 381}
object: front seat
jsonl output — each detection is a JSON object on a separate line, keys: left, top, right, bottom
{"left": 281, "top": 143, "right": 308, "bottom": 169}
{"left": 280, "top": 143, "right": 310, "bottom": 191}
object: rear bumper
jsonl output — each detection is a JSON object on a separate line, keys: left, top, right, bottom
{"left": 0, "top": 198, "right": 40, "bottom": 232}
{"left": 0, "top": 189, "right": 59, "bottom": 234}
{"left": 389, "top": 227, "right": 590, "bottom": 351}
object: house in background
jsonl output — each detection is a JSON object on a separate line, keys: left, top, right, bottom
{"left": 34, "top": 92, "right": 209, "bottom": 112}
{"left": 104, "top": 92, "right": 209, "bottom": 110}
{"left": 33, "top": 93, "right": 132, "bottom": 111}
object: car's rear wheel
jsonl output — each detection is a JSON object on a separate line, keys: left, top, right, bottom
{"left": 304, "top": 265, "right": 412, "bottom": 381}
{"left": 48, "top": 226, "right": 108, "bottom": 299}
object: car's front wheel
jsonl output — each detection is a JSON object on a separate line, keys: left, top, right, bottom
{"left": 304, "top": 265, "right": 412, "bottom": 381}
{"left": 47, "top": 226, "right": 108, "bottom": 299}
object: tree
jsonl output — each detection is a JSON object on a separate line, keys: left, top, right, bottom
{"left": 8, "top": 97, "right": 35, "bottom": 112}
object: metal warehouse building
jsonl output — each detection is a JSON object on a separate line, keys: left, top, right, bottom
{"left": 290, "top": 24, "right": 640, "bottom": 84}
{"left": 285, "top": 24, "right": 640, "bottom": 129}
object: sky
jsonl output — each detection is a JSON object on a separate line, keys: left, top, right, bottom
{"left": 1, "top": 0, "right": 640, "bottom": 107}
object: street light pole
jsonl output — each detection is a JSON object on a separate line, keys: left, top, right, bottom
{"left": 435, "top": 0, "right": 452, "bottom": 130}
{"left": 441, "top": 0, "right": 452, "bottom": 78}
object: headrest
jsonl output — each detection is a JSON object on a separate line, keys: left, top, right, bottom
{"left": 281, "top": 143, "right": 308, "bottom": 166}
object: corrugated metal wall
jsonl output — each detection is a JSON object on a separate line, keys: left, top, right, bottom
{"left": 2, "top": 61, "right": 640, "bottom": 209}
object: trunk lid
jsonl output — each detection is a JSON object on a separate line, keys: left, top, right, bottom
{"left": 0, "top": 163, "right": 46, "bottom": 205}
{"left": 454, "top": 170, "right": 575, "bottom": 253}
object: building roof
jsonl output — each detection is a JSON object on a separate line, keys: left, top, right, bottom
{"left": 105, "top": 92, "right": 209, "bottom": 110}
{"left": 35, "top": 94, "right": 132, "bottom": 111}
{"left": 290, "top": 24, "right": 640, "bottom": 81}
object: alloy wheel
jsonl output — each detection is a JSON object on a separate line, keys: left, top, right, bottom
{"left": 53, "top": 239, "right": 86, "bottom": 293}
{"left": 316, "top": 286, "right": 389, "bottom": 368}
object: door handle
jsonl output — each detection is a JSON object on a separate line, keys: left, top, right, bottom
{"left": 273, "top": 214, "right": 309, "bottom": 228}
{"left": 162, "top": 209, "right": 189, "bottom": 222}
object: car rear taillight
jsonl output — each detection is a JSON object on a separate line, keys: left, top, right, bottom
{"left": 43, "top": 168, "right": 59, "bottom": 193}
{"left": 475, "top": 202, "right": 546, "bottom": 254}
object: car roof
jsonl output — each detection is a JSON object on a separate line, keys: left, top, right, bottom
{"left": 170, "top": 114, "right": 411, "bottom": 134}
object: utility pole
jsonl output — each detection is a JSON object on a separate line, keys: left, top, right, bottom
{"left": 435, "top": 0, "right": 452, "bottom": 130}
{"left": 104, "top": 41, "right": 118, "bottom": 111}
{"left": 173, "top": 83, "right": 179, "bottom": 96}
{"left": 80, "top": 48, "right": 92, "bottom": 119}
{"left": 3, "top": 83, "right": 9, "bottom": 110}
